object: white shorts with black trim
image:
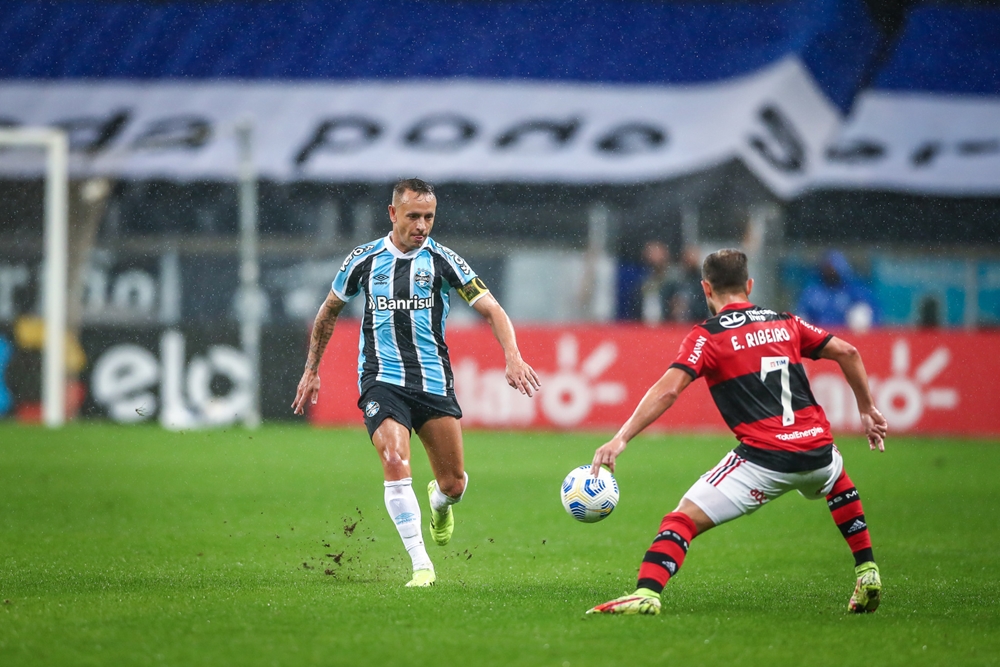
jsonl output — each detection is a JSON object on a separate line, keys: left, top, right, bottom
{"left": 683, "top": 446, "right": 844, "bottom": 526}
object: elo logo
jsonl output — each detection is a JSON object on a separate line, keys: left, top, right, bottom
{"left": 719, "top": 312, "right": 747, "bottom": 329}
{"left": 91, "top": 330, "right": 252, "bottom": 428}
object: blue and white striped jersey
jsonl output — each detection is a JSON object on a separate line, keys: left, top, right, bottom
{"left": 332, "top": 234, "right": 490, "bottom": 397}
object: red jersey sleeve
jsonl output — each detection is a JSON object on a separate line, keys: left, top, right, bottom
{"left": 791, "top": 314, "right": 834, "bottom": 359}
{"left": 669, "top": 326, "right": 712, "bottom": 379}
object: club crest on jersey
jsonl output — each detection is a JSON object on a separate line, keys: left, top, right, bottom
{"left": 365, "top": 401, "right": 380, "bottom": 418}
{"left": 414, "top": 269, "right": 431, "bottom": 287}
{"left": 719, "top": 311, "right": 747, "bottom": 329}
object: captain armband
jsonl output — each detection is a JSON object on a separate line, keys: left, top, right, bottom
{"left": 457, "top": 277, "right": 490, "bottom": 304}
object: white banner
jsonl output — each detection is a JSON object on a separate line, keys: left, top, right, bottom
{"left": 815, "top": 92, "right": 1000, "bottom": 195}
{"left": 1, "top": 58, "right": 998, "bottom": 196}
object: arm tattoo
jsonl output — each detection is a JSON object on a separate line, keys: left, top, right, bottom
{"left": 305, "top": 293, "right": 345, "bottom": 372}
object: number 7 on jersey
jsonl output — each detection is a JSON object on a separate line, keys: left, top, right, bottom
{"left": 760, "top": 356, "right": 795, "bottom": 426}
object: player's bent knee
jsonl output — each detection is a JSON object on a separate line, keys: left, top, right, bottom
{"left": 674, "top": 498, "right": 718, "bottom": 534}
{"left": 378, "top": 445, "right": 411, "bottom": 479}
{"left": 382, "top": 451, "right": 404, "bottom": 469}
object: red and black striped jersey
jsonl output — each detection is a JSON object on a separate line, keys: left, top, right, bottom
{"left": 669, "top": 302, "right": 835, "bottom": 472}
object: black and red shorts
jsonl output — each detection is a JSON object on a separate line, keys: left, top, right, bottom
{"left": 357, "top": 381, "right": 462, "bottom": 438}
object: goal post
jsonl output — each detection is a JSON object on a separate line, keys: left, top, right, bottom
{"left": 0, "top": 127, "right": 69, "bottom": 427}
{"left": 236, "top": 120, "right": 262, "bottom": 429}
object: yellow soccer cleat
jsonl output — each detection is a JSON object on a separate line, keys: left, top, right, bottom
{"left": 427, "top": 481, "right": 454, "bottom": 546}
{"left": 405, "top": 568, "right": 436, "bottom": 588}
{"left": 586, "top": 588, "right": 661, "bottom": 616}
{"left": 848, "top": 562, "right": 881, "bottom": 613}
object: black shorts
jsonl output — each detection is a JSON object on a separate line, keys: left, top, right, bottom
{"left": 357, "top": 382, "right": 463, "bottom": 438}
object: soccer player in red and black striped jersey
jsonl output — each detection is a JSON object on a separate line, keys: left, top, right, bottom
{"left": 587, "top": 249, "right": 887, "bottom": 616}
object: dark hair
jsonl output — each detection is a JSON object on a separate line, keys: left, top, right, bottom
{"left": 392, "top": 178, "right": 435, "bottom": 202}
{"left": 702, "top": 249, "right": 749, "bottom": 294}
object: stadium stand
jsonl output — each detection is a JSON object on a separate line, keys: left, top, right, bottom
{"left": 0, "top": 0, "right": 880, "bottom": 110}
{"left": 1, "top": 1, "right": 997, "bottom": 244}
{"left": 874, "top": 4, "right": 1000, "bottom": 95}
{"left": 785, "top": 2, "right": 1000, "bottom": 243}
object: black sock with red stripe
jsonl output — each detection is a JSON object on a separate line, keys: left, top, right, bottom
{"left": 826, "top": 471, "right": 875, "bottom": 566}
{"left": 636, "top": 512, "right": 697, "bottom": 594}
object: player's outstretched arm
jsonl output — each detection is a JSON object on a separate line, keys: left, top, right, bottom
{"left": 472, "top": 293, "right": 541, "bottom": 397}
{"left": 819, "top": 336, "right": 887, "bottom": 451}
{"left": 291, "top": 290, "right": 347, "bottom": 415}
{"left": 591, "top": 367, "right": 693, "bottom": 476}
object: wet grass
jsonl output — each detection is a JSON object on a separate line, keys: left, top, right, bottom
{"left": 1, "top": 424, "right": 998, "bottom": 666}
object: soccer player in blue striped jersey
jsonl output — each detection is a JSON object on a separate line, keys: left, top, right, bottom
{"left": 292, "top": 178, "right": 541, "bottom": 587}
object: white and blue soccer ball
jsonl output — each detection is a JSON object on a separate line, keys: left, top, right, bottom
{"left": 560, "top": 465, "right": 620, "bottom": 523}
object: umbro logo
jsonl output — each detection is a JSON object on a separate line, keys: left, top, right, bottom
{"left": 374, "top": 273, "right": 389, "bottom": 285}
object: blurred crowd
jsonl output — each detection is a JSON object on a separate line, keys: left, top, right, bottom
{"left": 619, "top": 241, "right": 709, "bottom": 325}
{"left": 795, "top": 250, "right": 880, "bottom": 332}
{"left": 620, "top": 244, "right": 882, "bottom": 331}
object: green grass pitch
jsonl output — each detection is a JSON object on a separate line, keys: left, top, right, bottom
{"left": 1, "top": 424, "right": 999, "bottom": 666}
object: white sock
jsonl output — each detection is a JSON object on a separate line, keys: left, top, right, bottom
{"left": 430, "top": 472, "right": 469, "bottom": 514}
{"left": 384, "top": 479, "right": 432, "bottom": 572}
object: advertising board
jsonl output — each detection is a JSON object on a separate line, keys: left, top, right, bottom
{"left": 311, "top": 322, "right": 999, "bottom": 436}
